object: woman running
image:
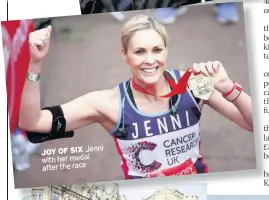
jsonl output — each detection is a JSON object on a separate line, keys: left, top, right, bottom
{"left": 19, "top": 14, "right": 253, "bottom": 179}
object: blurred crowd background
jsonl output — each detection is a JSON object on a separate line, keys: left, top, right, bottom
{"left": 78, "top": 0, "right": 240, "bottom": 24}
{"left": 36, "top": 0, "right": 240, "bottom": 33}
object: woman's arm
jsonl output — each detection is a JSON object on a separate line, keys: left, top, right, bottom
{"left": 19, "top": 62, "right": 106, "bottom": 133}
{"left": 18, "top": 25, "right": 111, "bottom": 133}
{"left": 205, "top": 89, "right": 253, "bottom": 132}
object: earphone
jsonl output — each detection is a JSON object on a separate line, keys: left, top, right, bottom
{"left": 169, "top": 98, "right": 177, "bottom": 115}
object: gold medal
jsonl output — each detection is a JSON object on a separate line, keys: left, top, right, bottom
{"left": 188, "top": 74, "right": 214, "bottom": 100}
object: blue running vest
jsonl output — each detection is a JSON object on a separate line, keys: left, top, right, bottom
{"left": 109, "top": 69, "right": 207, "bottom": 179}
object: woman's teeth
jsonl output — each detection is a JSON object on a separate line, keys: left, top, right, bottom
{"left": 141, "top": 67, "right": 158, "bottom": 73}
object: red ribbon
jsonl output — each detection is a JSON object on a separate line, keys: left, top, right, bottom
{"left": 132, "top": 68, "right": 198, "bottom": 98}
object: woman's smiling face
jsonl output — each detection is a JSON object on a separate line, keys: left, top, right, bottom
{"left": 123, "top": 28, "right": 168, "bottom": 86}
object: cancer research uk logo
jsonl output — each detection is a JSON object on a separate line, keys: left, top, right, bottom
{"left": 2, "top": 26, "right": 11, "bottom": 74}
{"left": 2, "top": 20, "right": 32, "bottom": 120}
{"left": 126, "top": 141, "right": 162, "bottom": 173}
{"left": 2, "top": 25, "right": 15, "bottom": 118}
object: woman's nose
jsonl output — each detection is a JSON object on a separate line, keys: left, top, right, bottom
{"left": 144, "top": 54, "right": 156, "bottom": 65}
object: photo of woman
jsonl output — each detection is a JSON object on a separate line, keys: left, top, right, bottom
{"left": 19, "top": 13, "right": 253, "bottom": 180}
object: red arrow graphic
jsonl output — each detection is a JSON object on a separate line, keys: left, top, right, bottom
{"left": 132, "top": 68, "right": 199, "bottom": 98}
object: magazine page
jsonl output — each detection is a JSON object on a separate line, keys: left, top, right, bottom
{"left": 0, "top": 0, "right": 267, "bottom": 199}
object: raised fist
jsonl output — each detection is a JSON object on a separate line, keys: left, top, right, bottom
{"left": 29, "top": 25, "right": 52, "bottom": 63}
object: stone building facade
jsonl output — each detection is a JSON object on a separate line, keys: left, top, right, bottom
{"left": 31, "top": 183, "right": 199, "bottom": 200}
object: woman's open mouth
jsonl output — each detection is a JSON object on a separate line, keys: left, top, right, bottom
{"left": 141, "top": 67, "right": 159, "bottom": 74}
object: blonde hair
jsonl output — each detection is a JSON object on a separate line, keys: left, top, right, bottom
{"left": 121, "top": 14, "right": 168, "bottom": 52}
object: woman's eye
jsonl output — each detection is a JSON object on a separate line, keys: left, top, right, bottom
{"left": 153, "top": 48, "right": 163, "bottom": 53}
{"left": 134, "top": 50, "right": 145, "bottom": 54}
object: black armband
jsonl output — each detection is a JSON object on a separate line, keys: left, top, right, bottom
{"left": 25, "top": 105, "right": 74, "bottom": 144}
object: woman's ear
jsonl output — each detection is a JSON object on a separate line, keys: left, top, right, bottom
{"left": 121, "top": 47, "right": 128, "bottom": 64}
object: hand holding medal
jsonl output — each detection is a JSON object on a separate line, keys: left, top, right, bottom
{"left": 189, "top": 61, "right": 234, "bottom": 100}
